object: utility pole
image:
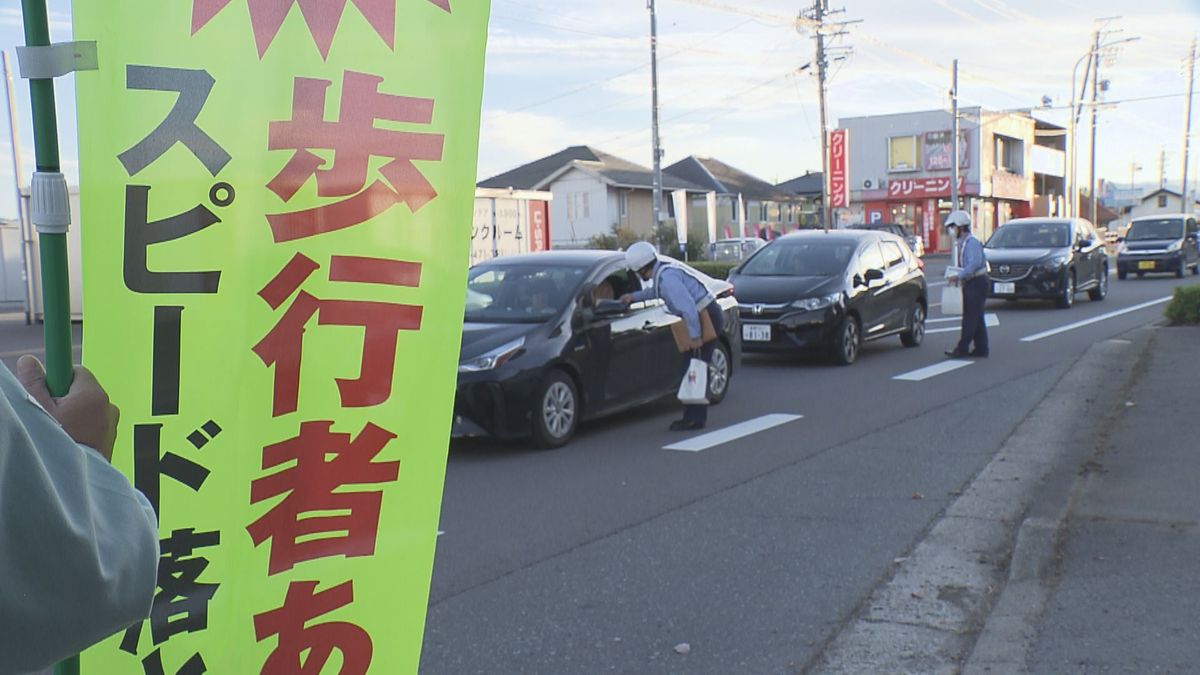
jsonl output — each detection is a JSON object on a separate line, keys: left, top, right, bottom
{"left": 813, "top": 0, "right": 830, "bottom": 232}
{"left": 1068, "top": 31, "right": 1096, "bottom": 219}
{"left": 951, "top": 59, "right": 960, "bottom": 212}
{"left": 1159, "top": 147, "right": 1167, "bottom": 189}
{"left": 648, "top": 0, "right": 663, "bottom": 232}
{"left": 1088, "top": 29, "right": 1101, "bottom": 224}
{"left": 1181, "top": 38, "right": 1195, "bottom": 211}
{"left": 801, "top": 0, "right": 854, "bottom": 232}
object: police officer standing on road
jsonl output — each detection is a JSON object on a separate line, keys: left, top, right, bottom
{"left": 620, "top": 241, "right": 723, "bottom": 431}
{"left": 944, "top": 210, "right": 990, "bottom": 358}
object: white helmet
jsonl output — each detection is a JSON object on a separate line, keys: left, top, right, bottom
{"left": 945, "top": 210, "right": 971, "bottom": 231}
{"left": 625, "top": 241, "right": 658, "bottom": 272}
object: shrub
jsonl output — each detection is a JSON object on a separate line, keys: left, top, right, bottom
{"left": 654, "top": 220, "right": 708, "bottom": 261}
{"left": 587, "top": 223, "right": 640, "bottom": 251}
{"left": 1164, "top": 284, "right": 1200, "bottom": 325}
{"left": 688, "top": 261, "right": 739, "bottom": 280}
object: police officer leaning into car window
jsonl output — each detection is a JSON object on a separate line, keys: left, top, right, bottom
{"left": 620, "top": 241, "right": 723, "bottom": 431}
{"left": 945, "top": 210, "right": 989, "bottom": 358}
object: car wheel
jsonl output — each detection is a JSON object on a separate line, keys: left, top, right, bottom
{"left": 1193, "top": 261, "right": 1199, "bottom": 275}
{"left": 707, "top": 341, "right": 731, "bottom": 404}
{"left": 1176, "top": 258, "right": 1185, "bottom": 279}
{"left": 1055, "top": 270, "right": 1075, "bottom": 309}
{"left": 1088, "top": 265, "right": 1108, "bottom": 301}
{"left": 530, "top": 370, "right": 578, "bottom": 449}
{"left": 900, "top": 302, "right": 925, "bottom": 347}
{"left": 830, "top": 315, "right": 861, "bottom": 366}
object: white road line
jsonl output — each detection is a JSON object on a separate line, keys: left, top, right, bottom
{"left": 1020, "top": 296, "right": 1172, "bottom": 342}
{"left": 926, "top": 313, "right": 999, "bottom": 334}
{"left": 928, "top": 281, "right": 948, "bottom": 288}
{"left": 664, "top": 413, "right": 803, "bottom": 452}
{"left": 894, "top": 360, "right": 974, "bottom": 382}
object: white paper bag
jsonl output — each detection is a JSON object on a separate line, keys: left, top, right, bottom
{"left": 941, "top": 285, "right": 963, "bottom": 315}
{"left": 677, "top": 358, "right": 709, "bottom": 405}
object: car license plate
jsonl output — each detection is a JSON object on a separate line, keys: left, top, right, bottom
{"left": 743, "top": 324, "right": 771, "bottom": 342}
{"left": 1138, "top": 260, "right": 1156, "bottom": 270}
{"left": 993, "top": 282, "right": 1015, "bottom": 294}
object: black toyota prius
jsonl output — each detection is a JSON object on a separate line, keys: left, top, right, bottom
{"left": 454, "top": 250, "right": 741, "bottom": 448}
{"left": 729, "top": 230, "right": 927, "bottom": 365}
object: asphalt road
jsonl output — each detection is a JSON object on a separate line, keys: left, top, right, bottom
{"left": 422, "top": 258, "right": 1199, "bottom": 674}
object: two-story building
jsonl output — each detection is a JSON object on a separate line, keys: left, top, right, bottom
{"left": 835, "top": 107, "right": 1066, "bottom": 252}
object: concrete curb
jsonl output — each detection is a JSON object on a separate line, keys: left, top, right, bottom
{"left": 807, "top": 330, "right": 1153, "bottom": 674}
{"left": 962, "top": 327, "right": 1158, "bottom": 674}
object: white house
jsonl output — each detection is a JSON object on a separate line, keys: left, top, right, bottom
{"left": 1128, "top": 188, "right": 1200, "bottom": 222}
{"left": 479, "top": 146, "right": 706, "bottom": 248}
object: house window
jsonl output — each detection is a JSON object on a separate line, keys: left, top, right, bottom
{"left": 1157, "top": 194, "right": 1168, "bottom": 208}
{"left": 995, "top": 135, "right": 1024, "bottom": 174}
{"left": 567, "top": 193, "right": 575, "bottom": 221}
{"left": 888, "top": 135, "right": 919, "bottom": 172}
{"left": 582, "top": 192, "right": 590, "bottom": 218}
{"left": 619, "top": 191, "right": 628, "bottom": 218}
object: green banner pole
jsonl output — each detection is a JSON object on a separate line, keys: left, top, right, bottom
{"left": 21, "top": 0, "right": 79, "bottom": 673}
{"left": 20, "top": 0, "right": 72, "bottom": 396}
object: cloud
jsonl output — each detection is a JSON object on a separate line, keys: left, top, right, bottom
{"left": 477, "top": 110, "right": 632, "bottom": 180}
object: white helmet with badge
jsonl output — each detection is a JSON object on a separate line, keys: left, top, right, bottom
{"left": 625, "top": 241, "right": 658, "bottom": 272}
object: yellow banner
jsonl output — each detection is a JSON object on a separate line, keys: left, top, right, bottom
{"left": 72, "top": 2, "right": 489, "bottom": 671}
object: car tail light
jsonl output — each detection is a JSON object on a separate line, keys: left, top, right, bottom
{"left": 916, "top": 258, "right": 926, "bottom": 271}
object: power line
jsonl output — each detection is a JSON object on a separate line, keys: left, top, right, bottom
{"left": 486, "top": 18, "right": 757, "bottom": 120}
{"left": 599, "top": 66, "right": 807, "bottom": 152}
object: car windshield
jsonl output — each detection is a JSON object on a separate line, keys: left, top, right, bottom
{"left": 465, "top": 264, "right": 586, "bottom": 323}
{"left": 713, "top": 240, "right": 758, "bottom": 262}
{"left": 739, "top": 240, "right": 855, "bottom": 276}
{"left": 713, "top": 242, "right": 743, "bottom": 261}
{"left": 986, "top": 222, "right": 1070, "bottom": 249}
{"left": 1126, "top": 220, "right": 1184, "bottom": 241}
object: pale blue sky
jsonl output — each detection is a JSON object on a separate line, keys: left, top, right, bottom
{"left": 2, "top": 0, "right": 1198, "bottom": 221}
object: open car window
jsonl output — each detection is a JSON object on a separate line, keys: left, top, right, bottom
{"left": 465, "top": 264, "right": 586, "bottom": 323}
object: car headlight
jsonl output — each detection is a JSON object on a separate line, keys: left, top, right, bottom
{"left": 791, "top": 293, "right": 841, "bottom": 312}
{"left": 459, "top": 337, "right": 525, "bottom": 373}
{"left": 1038, "top": 255, "right": 1070, "bottom": 272}
{"left": 1167, "top": 240, "right": 1183, "bottom": 253}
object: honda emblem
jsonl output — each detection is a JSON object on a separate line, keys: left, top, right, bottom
{"left": 753, "top": 304, "right": 764, "bottom": 315}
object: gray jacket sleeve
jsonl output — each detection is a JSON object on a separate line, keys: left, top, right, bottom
{"left": 0, "top": 365, "right": 158, "bottom": 674}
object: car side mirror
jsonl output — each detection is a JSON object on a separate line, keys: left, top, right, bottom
{"left": 864, "top": 268, "right": 885, "bottom": 284}
{"left": 579, "top": 283, "right": 597, "bottom": 309}
{"left": 1078, "top": 238, "right": 1093, "bottom": 249}
{"left": 593, "top": 299, "right": 627, "bottom": 318}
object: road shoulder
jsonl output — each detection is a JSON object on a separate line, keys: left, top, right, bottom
{"left": 809, "top": 326, "right": 1151, "bottom": 674}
